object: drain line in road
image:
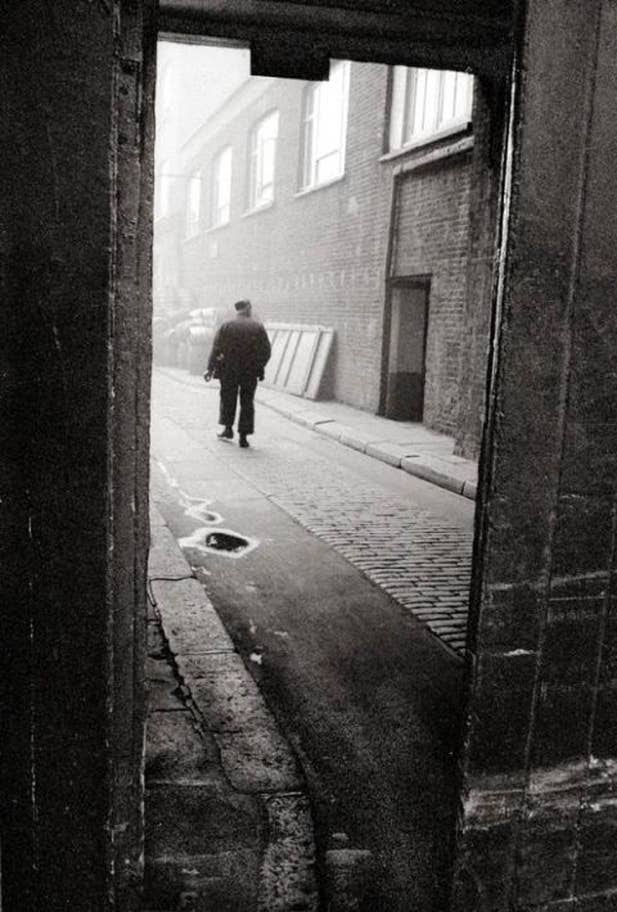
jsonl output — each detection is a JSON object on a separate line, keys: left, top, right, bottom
{"left": 155, "top": 458, "right": 223, "bottom": 525}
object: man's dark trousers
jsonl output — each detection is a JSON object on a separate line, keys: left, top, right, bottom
{"left": 219, "top": 372, "right": 258, "bottom": 435}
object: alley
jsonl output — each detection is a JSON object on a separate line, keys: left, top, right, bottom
{"left": 150, "top": 369, "right": 475, "bottom": 911}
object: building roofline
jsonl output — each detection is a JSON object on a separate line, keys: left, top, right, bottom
{"left": 182, "top": 73, "right": 278, "bottom": 159}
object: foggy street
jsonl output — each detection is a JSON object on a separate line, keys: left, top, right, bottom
{"left": 150, "top": 368, "right": 474, "bottom": 911}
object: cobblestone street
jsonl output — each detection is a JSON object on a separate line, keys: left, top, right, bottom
{"left": 150, "top": 368, "right": 476, "bottom": 910}
{"left": 151, "top": 370, "right": 474, "bottom": 654}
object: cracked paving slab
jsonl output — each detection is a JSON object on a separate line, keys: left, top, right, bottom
{"left": 145, "top": 509, "right": 319, "bottom": 912}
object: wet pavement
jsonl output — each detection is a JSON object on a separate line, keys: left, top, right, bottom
{"left": 152, "top": 369, "right": 475, "bottom": 652}
{"left": 148, "top": 368, "right": 475, "bottom": 911}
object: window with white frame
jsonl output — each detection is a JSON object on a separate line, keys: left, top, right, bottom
{"left": 300, "top": 60, "right": 350, "bottom": 191}
{"left": 248, "top": 110, "right": 279, "bottom": 210}
{"left": 388, "top": 67, "right": 474, "bottom": 151}
{"left": 185, "top": 170, "right": 201, "bottom": 237}
{"left": 210, "top": 146, "right": 232, "bottom": 227}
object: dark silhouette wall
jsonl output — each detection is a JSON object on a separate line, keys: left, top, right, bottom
{"left": 1, "top": 2, "right": 155, "bottom": 909}
{"left": 454, "top": 2, "right": 617, "bottom": 907}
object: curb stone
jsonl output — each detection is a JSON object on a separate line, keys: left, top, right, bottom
{"left": 260, "top": 392, "right": 477, "bottom": 500}
{"left": 147, "top": 509, "right": 319, "bottom": 911}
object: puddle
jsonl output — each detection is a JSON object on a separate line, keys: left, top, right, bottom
{"left": 204, "top": 531, "right": 248, "bottom": 553}
{"left": 194, "top": 508, "right": 221, "bottom": 523}
{"left": 156, "top": 460, "right": 257, "bottom": 559}
{"left": 179, "top": 527, "right": 259, "bottom": 559}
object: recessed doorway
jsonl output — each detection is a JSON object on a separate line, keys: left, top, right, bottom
{"left": 384, "top": 276, "right": 430, "bottom": 422}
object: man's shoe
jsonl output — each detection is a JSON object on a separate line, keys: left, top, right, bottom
{"left": 218, "top": 426, "right": 233, "bottom": 440}
{"left": 239, "top": 435, "right": 249, "bottom": 448}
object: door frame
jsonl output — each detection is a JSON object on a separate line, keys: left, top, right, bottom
{"left": 379, "top": 273, "right": 431, "bottom": 418}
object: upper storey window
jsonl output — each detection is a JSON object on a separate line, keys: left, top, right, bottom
{"left": 300, "top": 60, "right": 350, "bottom": 191}
{"left": 388, "top": 67, "right": 474, "bottom": 151}
{"left": 210, "top": 146, "right": 232, "bottom": 227}
{"left": 248, "top": 110, "right": 279, "bottom": 210}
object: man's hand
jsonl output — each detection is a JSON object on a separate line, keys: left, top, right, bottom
{"left": 204, "top": 371, "right": 212, "bottom": 383}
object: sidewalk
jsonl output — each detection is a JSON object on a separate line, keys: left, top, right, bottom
{"left": 144, "top": 503, "right": 319, "bottom": 911}
{"left": 157, "top": 367, "right": 478, "bottom": 500}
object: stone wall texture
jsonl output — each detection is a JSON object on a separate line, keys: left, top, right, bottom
{"left": 453, "top": 1, "right": 617, "bottom": 908}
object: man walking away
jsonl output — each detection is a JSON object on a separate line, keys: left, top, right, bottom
{"left": 204, "top": 300, "right": 271, "bottom": 448}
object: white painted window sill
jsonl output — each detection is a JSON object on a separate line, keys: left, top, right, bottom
{"left": 241, "top": 200, "right": 275, "bottom": 219}
{"left": 205, "top": 220, "right": 231, "bottom": 234}
{"left": 294, "top": 173, "right": 346, "bottom": 199}
{"left": 380, "top": 122, "right": 473, "bottom": 164}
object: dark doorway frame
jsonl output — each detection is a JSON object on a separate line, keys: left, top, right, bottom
{"left": 1, "top": 3, "right": 517, "bottom": 910}
{"left": 379, "top": 274, "right": 432, "bottom": 420}
{"left": 157, "top": 1, "right": 514, "bottom": 79}
{"left": 9, "top": 3, "right": 617, "bottom": 910}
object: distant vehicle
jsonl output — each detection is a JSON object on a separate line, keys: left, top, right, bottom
{"left": 153, "top": 307, "right": 219, "bottom": 372}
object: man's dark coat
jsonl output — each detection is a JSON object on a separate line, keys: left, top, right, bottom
{"left": 207, "top": 314, "right": 271, "bottom": 380}
{"left": 207, "top": 313, "right": 271, "bottom": 436}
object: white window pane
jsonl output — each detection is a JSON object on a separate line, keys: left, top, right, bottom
{"left": 223, "top": 151, "right": 232, "bottom": 211}
{"left": 257, "top": 180, "right": 273, "bottom": 205}
{"left": 316, "top": 103, "right": 339, "bottom": 158}
{"left": 316, "top": 76, "right": 342, "bottom": 157}
{"left": 261, "top": 137, "right": 275, "bottom": 187}
{"left": 410, "top": 69, "right": 427, "bottom": 137}
{"left": 441, "top": 71, "right": 458, "bottom": 123}
{"left": 438, "top": 70, "right": 473, "bottom": 128}
{"left": 301, "top": 61, "right": 348, "bottom": 188}
{"left": 263, "top": 110, "right": 279, "bottom": 141}
{"left": 212, "top": 147, "right": 232, "bottom": 224}
{"left": 260, "top": 113, "right": 278, "bottom": 197}
{"left": 250, "top": 111, "right": 278, "bottom": 207}
{"left": 259, "top": 183, "right": 273, "bottom": 204}
{"left": 389, "top": 66, "right": 408, "bottom": 150}
{"left": 220, "top": 148, "right": 232, "bottom": 189}
{"left": 316, "top": 150, "right": 340, "bottom": 183}
{"left": 423, "top": 70, "right": 441, "bottom": 132}
{"left": 453, "top": 72, "right": 473, "bottom": 121}
{"left": 393, "top": 65, "right": 474, "bottom": 146}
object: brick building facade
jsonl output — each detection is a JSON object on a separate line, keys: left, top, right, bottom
{"left": 154, "top": 59, "right": 491, "bottom": 454}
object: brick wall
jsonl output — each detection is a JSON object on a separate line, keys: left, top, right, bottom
{"left": 163, "top": 60, "right": 482, "bottom": 437}
{"left": 455, "top": 79, "right": 504, "bottom": 459}
{"left": 393, "top": 153, "right": 473, "bottom": 436}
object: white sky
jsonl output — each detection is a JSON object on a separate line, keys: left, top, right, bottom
{"left": 156, "top": 40, "right": 251, "bottom": 158}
